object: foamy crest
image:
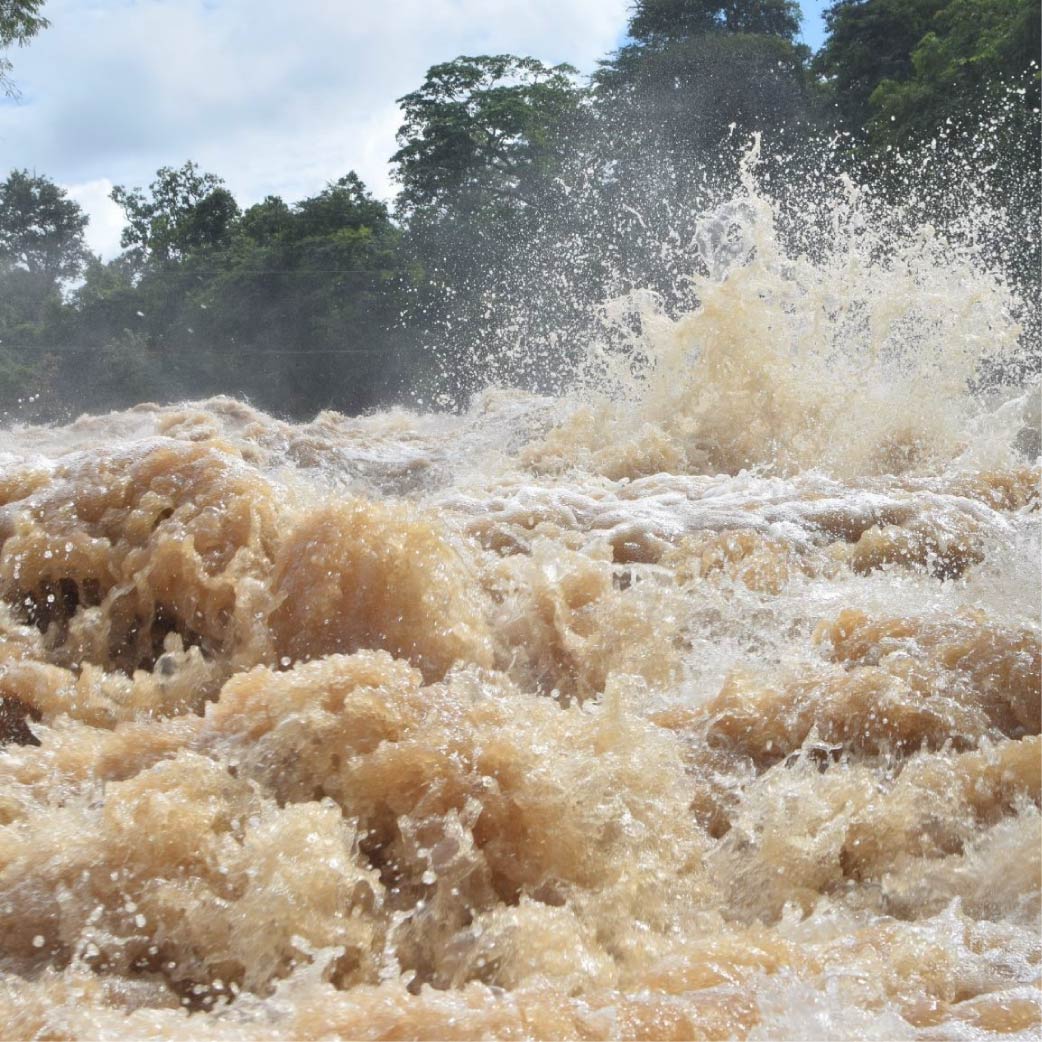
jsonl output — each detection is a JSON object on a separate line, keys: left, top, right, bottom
{"left": 529, "top": 137, "right": 1035, "bottom": 481}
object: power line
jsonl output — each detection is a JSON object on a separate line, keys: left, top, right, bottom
{"left": 131, "top": 269, "right": 395, "bottom": 275}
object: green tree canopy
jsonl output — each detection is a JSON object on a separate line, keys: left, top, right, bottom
{"left": 595, "top": 0, "right": 814, "bottom": 162}
{"left": 293, "top": 172, "right": 393, "bottom": 237}
{"left": 0, "top": 169, "right": 90, "bottom": 281}
{"left": 814, "top": 0, "right": 1039, "bottom": 139}
{"left": 239, "top": 195, "right": 294, "bottom": 245}
{"left": 815, "top": 0, "right": 952, "bottom": 131}
{"left": 392, "top": 54, "right": 585, "bottom": 218}
{"left": 111, "top": 162, "right": 240, "bottom": 265}
{"left": 629, "top": 0, "right": 802, "bottom": 42}
{"left": 869, "top": 0, "right": 1040, "bottom": 144}
{"left": 177, "top": 172, "right": 409, "bottom": 413}
{"left": 0, "top": 170, "right": 90, "bottom": 399}
{"left": 68, "top": 169, "right": 412, "bottom": 417}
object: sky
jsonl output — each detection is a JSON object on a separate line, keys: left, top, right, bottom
{"left": 0, "top": 0, "right": 830, "bottom": 259}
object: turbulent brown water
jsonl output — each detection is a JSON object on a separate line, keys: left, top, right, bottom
{"left": 0, "top": 156, "right": 1039, "bottom": 1040}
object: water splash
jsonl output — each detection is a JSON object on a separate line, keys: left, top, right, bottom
{"left": 532, "top": 135, "right": 1032, "bottom": 480}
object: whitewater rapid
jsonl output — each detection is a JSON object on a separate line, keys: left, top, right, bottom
{"left": 0, "top": 154, "right": 1039, "bottom": 1040}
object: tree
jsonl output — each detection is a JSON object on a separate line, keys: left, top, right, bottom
{"left": 198, "top": 172, "right": 409, "bottom": 414}
{"left": 0, "top": 0, "right": 47, "bottom": 96}
{"left": 814, "top": 0, "right": 1039, "bottom": 140}
{"left": 239, "top": 195, "right": 294, "bottom": 245}
{"left": 594, "top": 0, "right": 815, "bottom": 168}
{"left": 294, "top": 172, "right": 393, "bottom": 236}
{"left": 814, "top": 0, "right": 1039, "bottom": 379}
{"left": 628, "top": 0, "right": 802, "bottom": 42}
{"left": 869, "top": 0, "right": 1040, "bottom": 144}
{"left": 0, "top": 170, "right": 89, "bottom": 412}
{"left": 0, "top": 170, "right": 89, "bottom": 341}
{"left": 390, "top": 55, "right": 589, "bottom": 400}
{"left": 596, "top": 32, "right": 813, "bottom": 141}
{"left": 814, "top": 0, "right": 951, "bottom": 132}
{"left": 35, "top": 168, "right": 416, "bottom": 418}
{"left": 392, "top": 55, "right": 585, "bottom": 218}
{"left": 111, "top": 162, "right": 240, "bottom": 265}
{"left": 868, "top": 0, "right": 1041, "bottom": 317}
{"left": 0, "top": 170, "right": 90, "bottom": 281}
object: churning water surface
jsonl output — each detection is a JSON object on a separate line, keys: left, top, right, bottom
{"left": 0, "top": 143, "right": 1039, "bottom": 1040}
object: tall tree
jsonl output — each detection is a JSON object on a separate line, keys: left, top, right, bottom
{"left": 39, "top": 168, "right": 415, "bottom": 418}
{"left": 390, "top": 55, "right": 588, "bottom": 398}
{"left": 0, "top": 170, "right": 90, "bottom": 281}
{"left": 392, "top": 55, "right": 585, "bottom": 219}
{"left": 869, "top": 0, "right": 1040, "bottom": 144}
{"left": 628, "top": 0, "right": 802, "bottom": 42}
{"left": 595, "top": 0, "right": 814, "bottom": 155}
{"left": 814, "top": 0, "right": 1040, "bottom": 377}
{"left": 0, "top": 170, "right": 89, "bottom": 330}
{"left": 0, "top": 170, "right": 89, "bottom": 406}
{"left": 111, "top": 162, "right": 240, "bottom": 265}
{"left": 294, "top": 172, "right": 392, "bottom": 236}
{"left": 238, "top": 195, "right": 293, "bottom": 245}
{"left": 195, "top": 172, "right": 410, "bottom": 414}
{"left": 814, "top": 0, "right": 951, "bottom": 132}
{"left": 588, "top": 0, "right": 819, "bottom": 286}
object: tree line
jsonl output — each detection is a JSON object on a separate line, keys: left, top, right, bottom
{"left": 1, "top": 0, "right": 1038, "bottom": 421}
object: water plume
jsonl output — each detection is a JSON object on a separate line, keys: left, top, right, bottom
{"left": 527, "top": 136, "right": 1031, "bottom": 481}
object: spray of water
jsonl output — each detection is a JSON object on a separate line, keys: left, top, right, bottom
{"left": 524, "top": 134, "right": 1033, "bottom": 481}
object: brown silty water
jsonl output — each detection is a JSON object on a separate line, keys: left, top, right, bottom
{"left": 0, "top": 156, "right": 1039, "bottom": 1040}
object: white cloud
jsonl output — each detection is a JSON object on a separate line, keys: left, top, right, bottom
{"left": 0, "top": 0, "right": 630, "bottom": 257}
{"left": 64, "top": 178, "right": 124, "bottom": 259}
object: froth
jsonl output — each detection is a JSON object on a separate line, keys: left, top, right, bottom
{"left": 527, "top": 138, "right": 1033, "bottom": 481}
